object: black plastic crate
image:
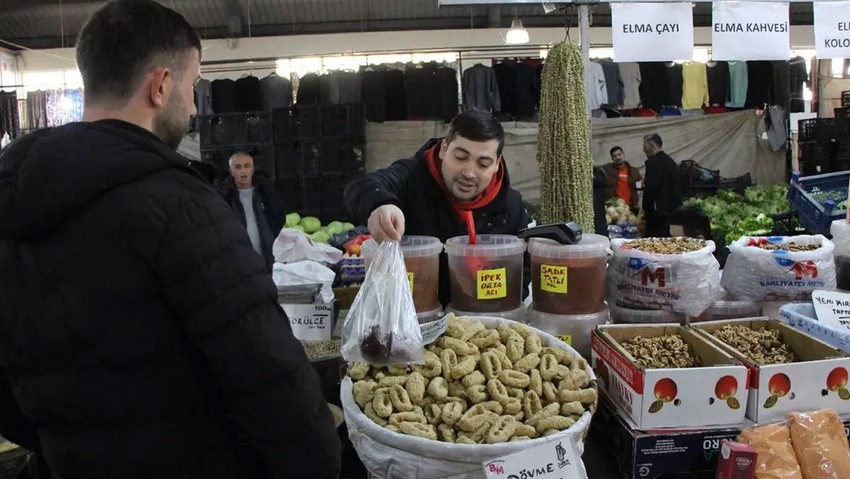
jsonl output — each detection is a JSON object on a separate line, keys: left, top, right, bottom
{"left": 321, "top": 105, "right": 344, "bottom": 137}
{"left": 296, "top": 140, "right": 321, "bottom": 176}
{"left": 341, "top": 142, "right": 365, "bottom": 177}
{"left": 199, "top": 113, "right": 248, "bottom": 147}
{"left": 345, "top": 103, "right": 365, "bottom": 138}
{"left": 298, "top": 176, "right": 324, "bottom": 213}
{"left": 320, "top": 139, "right": 342, "bottom": 173}
{"left": 843, "top": 90, "right": 850, "bottom": 107}
{"left": 251, "top": 145, "right": 275, "bottom": 179}
{"left": 275, "top": 178, "right": 299, "bottom": 210}
{"left": 798, "top": 118, "right": 837, "bottom": 142}
{"left": 295, "top": 105, "right": 321, "bottom": 137}
{"left": 274, "top": 142, "right": 297, "bottom": 179}
{"left": 246, "top": 112, "right": 272, "bottom": 144}
{"left": 272, "top": 108, "right": 296, "bottom": 144}
{"left": 320, "top": 173, "right": 345, "bottom": 213}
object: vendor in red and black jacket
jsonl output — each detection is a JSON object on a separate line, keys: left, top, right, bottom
{"left": 343, "top": 110, "right": 532, "bottom": 308}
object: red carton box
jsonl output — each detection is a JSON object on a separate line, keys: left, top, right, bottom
{"left": 715, "top": 440, "right": 757, "bottom": 479}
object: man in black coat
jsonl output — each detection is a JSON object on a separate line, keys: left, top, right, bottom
{"left": 344, "top": 110, "right": 531, "bottom": 307}
{"left": 642, "top": 133, "right": 683, "bottom": 237}
{"left": 217, "top": 151, "right": 286, "bottom": 271}
{"left": 0, "top": 1, "right": 340, "bottom": 478}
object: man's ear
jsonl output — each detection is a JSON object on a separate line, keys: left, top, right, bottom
{"left": 439, "top": 139, "right": 447, "bottom": 160}
{"left": 148, "top": 68, "right": 171, "bottom": 109}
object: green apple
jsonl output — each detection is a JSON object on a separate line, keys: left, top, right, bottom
{"left": 300, "top": 216, "right": 322, "bottom": 234}
{"left": 285, "top": 212, "right": 301, "bottom": 228}
{"left": 311, "top": 231, "right": 330, "bottom": 243}
{"left": 327, "top": 221, "right": 344, "bottom": 236}
{"left": 342, "top": 222, "right": 355, "bottom": 231}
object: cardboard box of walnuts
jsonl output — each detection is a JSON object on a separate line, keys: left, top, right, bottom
{"left": 591, "top": 324, "right": 749, "bottom": 429}
{"left": 692, "top": 318, "right": 850, "bottom": 423}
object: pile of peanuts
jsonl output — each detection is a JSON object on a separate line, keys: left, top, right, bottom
{"left": 348, "top": 314, "right": 597, "bottom": 444}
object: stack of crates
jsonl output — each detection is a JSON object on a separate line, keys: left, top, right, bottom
{"left": 198, "top": 112, "right": 275, "bottom": 181}
{"left": 797, "top": 118, "right": 847, "bottom": 175}
{"left": 273, "top": 104, "right": 365, "bottom": 222}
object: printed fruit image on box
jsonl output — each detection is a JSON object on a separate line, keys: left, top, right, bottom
{"left": 711, "top": 375, "right": 742, "bottom": 410}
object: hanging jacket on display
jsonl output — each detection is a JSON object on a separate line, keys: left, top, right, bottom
{"left": 235, "top": 76, "right": 262, "bottom": 112}
{"left": 462, "top": 64, "right": 501, "bottom": 113}
{"left": 638, "top": 62, "right": 668, "bottom": 111}
{"left": 681, "top": 62, "right": 709, "bottom": 110}
{"left": 297, "top": 73, "right": 321, "bottom": 105}
{"left": 435, "top": 66, "right": 459, "bottom": 122}
{"left": 598, "top": 59, "right": 624, "bottom": 108}
{"left": 405, "top": 63, "right": 437, "bottom": 119}
{"left": 211, "top": 79, "right": 238, "bottom": 113}
{"left": 706, "top": 61, "right": 729, "bottom": 106}
{"left": 195, "top": 79, "right": 214, "bottom": 116}
{"left": 259, "top": 74, "right": 292, "bottom": 112}
{"left": 745, "top": 61, "right": 774, "bottom": 109}
{"left": 665, "top": 63, "right": 683, "bottom": 108}
{"left": 360, "top": 67, "right": 387, "bottom": 122}
{"left": 619, "top": 62, "right": 642, "bottom": 110}
{"left": 384, "top": 69, "right": 407, "bottom": 121}
{"left": 587, "top": 62, "right": 609, "bottom": 111}
{"left": 726, "top": 61, "right": 748, "bottom": 109}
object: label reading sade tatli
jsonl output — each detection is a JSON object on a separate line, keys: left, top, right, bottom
{"left": 541, "top": 264, "right": 568, "bottom": 294}
{"left": 477, "top": 267, "right": 507, "bottom": 300}
{"left": 557, "top": 335, "right": 572, "bottom": 346}
{"left": 407, "top": 272, "right": 414, "bottom": 292}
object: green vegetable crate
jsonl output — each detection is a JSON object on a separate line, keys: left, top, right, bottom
{"left": 788, "top": 170, "right": 850, "bottom": 235}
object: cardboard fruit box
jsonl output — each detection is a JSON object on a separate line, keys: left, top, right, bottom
{"left": 591, "top": 324, "right": 749, "bottom": 429}
{"left": 692, "top": 318, "right": 850, "bottom": 424}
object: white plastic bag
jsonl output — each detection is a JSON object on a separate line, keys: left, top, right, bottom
{"left": 831, "top": 220, "right": 850, "bottom": 257}
{"left": 272, "top": 260, "right": 336, "bottom": 303}
{"left": 341, "top": 316, "right": 592, "bottom": 479}
{"left": 606, "top": 238, "right": 722, "bottom": 317}
{"left": 273, "top": 228, "right": 343, "bottom": 266}
{"left": 342, "top": 241, "right": 424, "bottom": 366}
{"left": 722, "top": 235, "right": 836, "bottom": 302}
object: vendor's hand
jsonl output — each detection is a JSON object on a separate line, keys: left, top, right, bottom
{"left": 368, "top": 204, "right": 405, "bottom": 243}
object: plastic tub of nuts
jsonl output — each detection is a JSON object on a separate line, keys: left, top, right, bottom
{"left": 690, "top": 297, "right": 762, "bottom": 323}
{"left": 525, "top": 306, "right": 610, "bottom": 358}
{"left": 340, "top": 315, "right": 597, "bottom": 479}
{"left": 607, "top": 237, "right": 722, "bottom": 317}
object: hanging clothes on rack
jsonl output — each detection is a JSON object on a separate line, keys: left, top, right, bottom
{"left": 681, "top": 61, "right": 709, "bottom": 110}
{"left": 211, "top": 79, "right": 238, "bottom": 113}
{"left": 405, "top": 62, "right": 436, "bottom": 119}
{"left": 235, "top": 75, "right": 262, "bottom": 111}
{"left": 789, "top": 56, "right": 809, "bottom": 113}
{"left": 587, "top": 61, "right": 608, "bottom": 111}
{"left": 26, "top": 90, "right": 48, "bottom": 131}
{"left": 336, "top": 71, "right": 362, "bottom": 104}
{"left": 638, "top": 62, "right": 668, "bottom": 111}
{"left": 297, "top": 73, "right": 322, "bottom": 105}
{"left": 360, "top": 66, "right": 387, "bottom": 122}
{"left": 0, "top": 91, "right": 19, "bottom": 138}
{"left": 384, "top": 69, "right": 407, "bottom": 121}
{"left": 195, "top": 79, "right": 213, "bottom": 116}
{"left": 745, "top": 61, "right": 774, "bottom": 109}
{"left": 462, "top": 63, "right": 501, "bottom": 113}
{"left": 619, "top": 62, "right": 642, "bottom": 110}
{"left": 726, "top": 61, "right": 748, "bottom": 109}
{"left": 771, "top": 60, "right": 789, "bottom": 108}
{"left": 259, "top": 73, "right": 292, "bottom": 111}
{"left": 706, "top": 61, "right": 729, "bottom": 106}
{"left": 435, "top": 64, "right": 459, "bottom": 122}
{"left": 664, "top": 62, "right": 683, "bottom": 108}
{"left": 597, "top": 59, "right": 623, "bottom": 108}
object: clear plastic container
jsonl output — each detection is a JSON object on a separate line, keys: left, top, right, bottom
{"left": 692, "top": 298, "right": 761, "bottom": 322}
{"left": 610, "top": 304, "right": 686, "bottom": 324}
{"left": 832, "top": 220, "right": 850, "bottom": 291}
{"left": 528, "top": 234, "right": 609, "bottom": 315}
{"left": 444, "top": 235, "right": 526, "bottom": 313}
{"left": 525, "top": 306, "right": 610, "bottom": 358}
{"left": 445, "top": 304, "right": 527, "bottom": 322}
{"left": 362, "top": 236, "right": 443, "bottom": 313}
{"left": 417, "top": 307, "right": 444, "bottom": 325}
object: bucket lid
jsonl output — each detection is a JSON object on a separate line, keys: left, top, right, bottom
{"left": 527, "top": 305, "right": 610, "bottom": 323}
{"left": 444, "top": 235, "right": 526, "bottom": 257}
{"left": 609, "top": 304, "right": 685, "bottom": 323}
{"left": 704, "top": 298, "right": 760, "bottom": 315}
{"left": 528, "top": 234, "right": 610, "bottom": 259}
{"left": 361, "top": 235, "right": 443, "bottom": 258}
{"left": 446, "top": 303, "right": 527, "bottom": 320}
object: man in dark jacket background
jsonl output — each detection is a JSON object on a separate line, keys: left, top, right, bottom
{"left": 642, "top": 133, "right": 683, "bottom": 237}
{"left": 0, "top": 1, "right": 340, "bottom": 478}
{"left": 344, "top": 110, "right": 531, "bottom": 307}
{"left": 602, "top": 146, "right": 642, "bottom": 213}
{"left": 217, "top": 151, "right": 286, "bottom": 270}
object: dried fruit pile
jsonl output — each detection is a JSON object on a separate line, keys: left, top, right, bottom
{"left": 623, "top": 238, "right": 706, "bottom": 254}
{"left": 755, "top": 243, "right": 820, "bottom": 252}
{"left": 621, "top": 335, "right": 699, "bottom": 369}
{"left": 348, "top": 315, "right": 597, "bottom": 444}
{"left": 711, "top": 325, "right": 796, "bottom": 365}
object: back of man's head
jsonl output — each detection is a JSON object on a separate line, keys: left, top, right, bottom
{"left": 445, "top": 110, "right": 506, "bottom": 157}
{"left": 644, "top": 133, "right": 663, "bottom": 149}
{"left": 76, "top": 0, "right": 201, "bottom": 107}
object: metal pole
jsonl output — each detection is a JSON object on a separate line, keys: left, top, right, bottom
{"left": 579, "top": 4, "right": 591, "bottom": 121}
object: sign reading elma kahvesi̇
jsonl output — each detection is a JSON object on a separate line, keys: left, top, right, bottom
{"left": 712, "top": 1, "right": 790, "bottom": 61}
{"left": 611, "top": 2, "right": 694, "bottom": 62}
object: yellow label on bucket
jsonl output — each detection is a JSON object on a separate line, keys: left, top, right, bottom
{"left": 477, "top": 267, "right": 507, "bottom": 300}
{"left": 540, "top": 264, "right": 568, "bottom": 294}
{"left": 407, "top": 272, "right": 414, "bottom": 292}
{"left": 557, "top": 335, "right": 573, "bottom": 345}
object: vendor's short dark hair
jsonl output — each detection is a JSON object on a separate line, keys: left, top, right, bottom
{"left": 445, "top": 110, "right": 506, "bottom": 157}
{"left": 76, "top": 0, "right": 202, "bottom": 105}
{"left": 669, "top": 205, "right": 712, "bottom": 240}
{"left": 644, "top": 133, "right": 663, "bottom": 148}
{"left": 610, "top": 146, "right": 624, "bottom": 156}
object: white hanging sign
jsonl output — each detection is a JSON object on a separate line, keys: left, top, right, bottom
{"left": 482, "top": 437, "right": 586, "bottom": 479}
{"left": 712, "top": 1, "right": 790, "bottom": 61}
{"left": 611, "top": 3, "right": 694, "bottom": 62}
{"left": 814, "top": 1, "right": 850, "bottom": 59}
